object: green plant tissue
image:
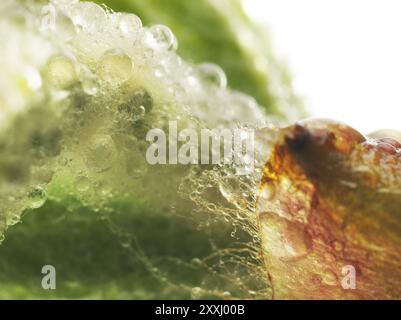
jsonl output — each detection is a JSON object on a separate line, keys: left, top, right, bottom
{"left": 0, "top": 0, "right": 303, "bottom": 299}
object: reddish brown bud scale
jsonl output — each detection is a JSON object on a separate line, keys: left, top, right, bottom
{"left": 257, "top": 119, "right": 401, "bottom": 299}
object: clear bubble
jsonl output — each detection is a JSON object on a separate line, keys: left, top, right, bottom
{"left": 55, "top": 13, "right": 76, "bottom": 41}
{"left": 259, "top": 212, "right": 311, "bottom": 260}
{"left": 147, "top": 24, "right": 177, "bottom": 51}
{"left": 27, "top": 187, "right": 47, "bottom": 209}
{"left": 197, "top": 63, "right": 227, "bottom": 88}
{"left": 248, "top": 290, "right": 257, "bottom": 297}
{"left": 99, "top": 49, "right": 133, "bottom": 83}
{"left": 119, "top": 13, "right": 142, "bottom": 36}
{"left": 191, "top": 257, "right": 202, "bottom": 267}
{"left": 218, "top": 176, "right": 249, "bottom": 210}
{"left": 118, "top": 88, "right": 152, "bottom": 122}
{"left": 82, "top": 77, "right": 99, "bottom": 95}
{"left": 96, "top": 182, "right": 112, "bottom": 197}
{"left": 191, "top": 287, "right": 203, "bottom": 299}
{"left": 45, "top": 55, "right": 77, "bottom": 88}
{"left": 120, "top": 234, "right": 131, "bottom": 248}
{"left": 7, "top": 215, "right": 20, "bottom": 226}
{"left": 128, "top": 87, "right": 153, "bottom": 111}
{"left": 71, "top": 2, "right": 106, "bottom": 32}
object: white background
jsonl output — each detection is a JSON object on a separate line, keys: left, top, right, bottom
{"left": 243, "top": 0, "right": 401, "bottom": 134}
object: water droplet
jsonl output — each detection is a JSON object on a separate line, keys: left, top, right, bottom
{"left": 75, "top": 176, "right": 90, "bottom": 192}
{"left": 82, "top": 77, "right": 99, "bottom": 95}
{"left": 118, "top": 88, "right": 152, "bottom": 121}
{"left": 119, "top": 13, "right": 142, "bottom": 36}
{"left": 218, "top": 177, "right": 248, "bottom": 209}
{"left": 197, "top": 63, "right": 227, "bottom": 88}
{"left": 191, "top": 258, "right": 202, "bottom": 267}
{"left": 120, "top": 235, "right": 131, "bottom": 248}
{"left": 96, "top": 182, "right": 112, "bottom": 197}
{"left": 46, "top": 55, "right": 77, "bottom": 88}
{"left": 247, "top": 291, "right": 258, "bottom": 299}
{"left": 28, "top": 187, "right": 47, "bottom": 209}
{"left": 55, "top": 13, "right": 76, "bottom": 41}
{"left": 259, "top": 212, "right": 311, "bottom": 261}
{"left": 147, "top": 24, "right": 177, "bottom": 51}
{"left": 71, "top": 2, "right": 106, "bottom": 32}
{"left": 99, "top": 49, "right": 133, "bottom": 83}
{"left": 7, "top": 215, "right": 20, "bottom": 226}
{"left": 191, "top": 287, "right": 203, "bottom": 299}
{"left": 138, "top": 105, "right": 146, "bottom": 116}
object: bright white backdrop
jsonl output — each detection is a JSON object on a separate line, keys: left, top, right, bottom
{"left": 243, "top": 0, "right": 401, "bottom": 134}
